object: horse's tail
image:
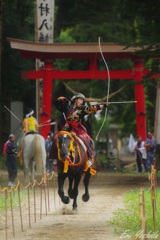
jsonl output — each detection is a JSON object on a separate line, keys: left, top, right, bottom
{"left": 32, "top": 135, "right": 44, "bottom": 172}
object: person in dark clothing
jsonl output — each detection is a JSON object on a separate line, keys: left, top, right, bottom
{"left": 6, "top": 134, "right": 17, "bottom": 187}
{"left": 144, "top": 132, "right": 156, "bottom": 172}
{"left": 134, "top": 135, "right": 147, "bottom": 172}
{"left": 54, "top": 93, "right": 108, "bottom": 167}
{"left": 45, "top": 132, "right": 54, "bottom": 174}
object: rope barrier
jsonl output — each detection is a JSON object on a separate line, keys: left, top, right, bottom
{"left": 148, "top": 165, "right": 157, "bottom": 229}
{"left": 138, "top": 164, "right": 158, "bottom": 237}
{"left": 5, "top": 189, "right": 8, "bottom": 240}
{"left": 18, "top": 184, "right": 24, "bottom": 232}
{"left": 139, "top": 188, "right": 147, "bottom": 238}
{"left": 33, "top": 185, "right": 36, "bottom": 223}
{"left": 1, "top": 168, "right": 158, "bottom": 239}
{"left": 0, "top": 171, "right": 58, "bottom": 239}
{"left": 28, "top": 186, "right": 31, "bottom": 228}
{"left": 9, "top": 191, "right": 15, "bottom": 237}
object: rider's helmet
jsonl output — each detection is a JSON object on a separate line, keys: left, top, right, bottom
{"left": 71, "top": 93, "right": 85, "bottom": 102}
{"left": 25, "top": 108, "right": 34, "bottom": 118}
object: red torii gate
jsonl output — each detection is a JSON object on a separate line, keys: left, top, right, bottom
{"left": 8, "top": 38, "right": 154, "bottom": 140}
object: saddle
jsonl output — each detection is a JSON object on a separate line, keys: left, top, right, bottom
{"left": 25, "top": 130, "right": 37, "bottom": 136}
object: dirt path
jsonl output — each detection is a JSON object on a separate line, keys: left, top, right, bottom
{"left": 0, "top": 171, "right": 151, "bottom": 240}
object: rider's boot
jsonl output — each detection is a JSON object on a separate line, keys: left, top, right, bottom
{"left": 17, "top": 141, "right": 24, "bottom": 166}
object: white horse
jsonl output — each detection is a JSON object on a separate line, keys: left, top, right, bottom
{"left": 20, "top": 133, "right": 46, "bottom": 184}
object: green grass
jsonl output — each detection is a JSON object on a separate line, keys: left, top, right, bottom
{"left": 0, "top": 188, "right": 30, "bottom": 212}
{"left": 0, "top": 155, "right": 7, "bottom": 169}
{"left": 110, "top": 188, "right": 160, "bottom": 238}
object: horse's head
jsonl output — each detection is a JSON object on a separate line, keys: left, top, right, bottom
{"left": 58, "top": 133, "right": 74, "bottom": 160}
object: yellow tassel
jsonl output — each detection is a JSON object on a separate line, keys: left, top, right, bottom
{"left": 64, "top": 159, "right": 69, "bottom": 173}
{"left": 83, "top": 161, "right": 88, "bottom": 172}
{"left": 57, "top": 142, "right": 61, "bottom": 160}
{"left": 69, "top": 137, "right": 75, "bottom": 158}
{"left": 90, "top": 167, "right": 96, "bottom": 175}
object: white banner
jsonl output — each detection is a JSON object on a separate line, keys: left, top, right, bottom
{"left": 128, "top": 134, "right": 136, "bottom": 153}
{"left": 36, "top": 0, "right": 54, "bottom": 43}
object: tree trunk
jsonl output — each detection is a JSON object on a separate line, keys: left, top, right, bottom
{"left": 0, "top": 0, "right": 2, "bottom": 150}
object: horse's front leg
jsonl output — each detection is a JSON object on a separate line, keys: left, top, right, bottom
{"left": 23, "top": 158, "right": 30, "bottom": 185}
{"left": 68, "top": 177, "right": 74, "bottom": 198}
{"left": 82, "top": 169, "right": 91, "bottom": 202}
{"left": 70, "top": 176, "right": 81, "bottom": 211}
{"left": 58, "top": 174, "right": 70, "bottom": 204}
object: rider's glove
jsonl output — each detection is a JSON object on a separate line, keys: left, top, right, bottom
{"left": 58, "top": 97, "right": 66, "bottom": 101}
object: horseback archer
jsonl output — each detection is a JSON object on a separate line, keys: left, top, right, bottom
{"left": 51, "top": 93, "right": 109, "bottom": 167}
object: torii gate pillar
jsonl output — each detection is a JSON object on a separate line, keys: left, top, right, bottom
{"left": 40, "top": 61, "right": 53, "bottom": 136}
{"left": 134, "top": 58, "right": 146, "bottom": 140}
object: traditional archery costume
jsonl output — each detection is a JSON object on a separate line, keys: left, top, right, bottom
{"left": 17, "top": 108, "right": 38, "bottom": 165}
{"left": 54, "top": 93, "right": 107, "bottom": 166}
{"left": 22, "top": 108, "right": 38, "bottom": 134}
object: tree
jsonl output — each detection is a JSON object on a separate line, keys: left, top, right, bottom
{"left": 0, "top": 0, "right": 36, "bottom": 148}
{"left": 54, "top": 0, "right": 159, "bottom": 135}
{"left": 1, "top": 0, "right": 159, "bottom": 150}
{"left": 0, "top": 0, "right": 2, "bottom": 146}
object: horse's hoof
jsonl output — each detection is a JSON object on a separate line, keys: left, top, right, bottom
{"left": 68, "top": 192, "right": 74, "bottom": 199}
{"left": 82, "top": 194, "right": 90, "bottom": 202}
{"left": 72, "top": 207, "right": 78, "bottom": 212}
{"left": 62, "top": 196, "right": 70, "bottom": 204}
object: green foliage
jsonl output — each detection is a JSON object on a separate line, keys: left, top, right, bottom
{"left": 115, "top": 0, "right": 160, "bottom": 46}
{"left": 54, "top": 0, "right": 159, "bottom": 135}
{"left": 0, "top": 155, "right": 6, "bottom": 169}
{"left": 111, "top": 188, "right": 160, "bottom": 237}
{"left": 2, "top": 0, "right": 35, "bottom": 105}
{"left": 3, "top": 0, "right": 35, "bottom": 39}
{"left": 0, "top": 189, "right": 28, "bottom": 212}
{"left": 1, "top": 0, "right": 160, "bottom": 141}
{"left": 92, "top": 114, "right": 109, "bottom": 139}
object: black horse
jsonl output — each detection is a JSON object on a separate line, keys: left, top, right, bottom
{"left": 51, "top": 130, "right": 93, "bottom": 210}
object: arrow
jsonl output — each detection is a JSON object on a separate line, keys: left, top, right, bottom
{"left": 38, "top": 122, "right": 56, "bottom": 127}
{"left": 4, "top": 105, "right": 21, "bottom": 123}
{"left": 90, "top": 100, "right": 137, "bottom": 105}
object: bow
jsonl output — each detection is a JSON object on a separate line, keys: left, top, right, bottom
{"left": 96, "top": 37, "right": 111, "bottom": 141}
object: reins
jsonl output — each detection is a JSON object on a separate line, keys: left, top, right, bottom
{"left": 57, "top": 131, "right": 83, "bottom": 166}
{"left": 56, "top": 130, "right": 96, "bottom": 174}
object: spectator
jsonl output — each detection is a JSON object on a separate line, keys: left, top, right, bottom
{"left": 6, "top": 134, "right": 17, "bottom": 187}
{"left": 45, "top": 132, "right": 54, "bottom": 174}
{"left": 144, "top": 132, "right": 156, "bottom": 172}
{"left": 134, "top": 135, "right": 147, "bottom": 172}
